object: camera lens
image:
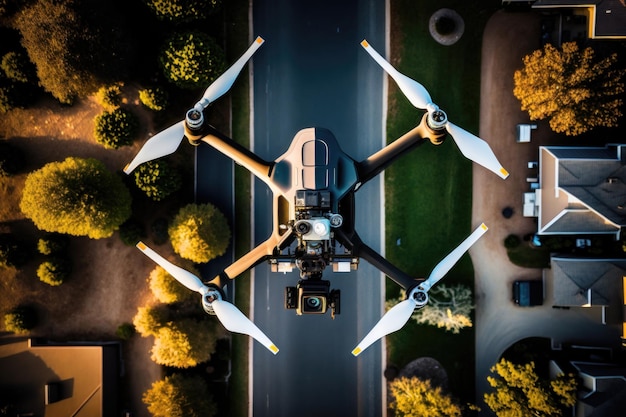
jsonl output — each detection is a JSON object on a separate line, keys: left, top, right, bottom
{"left": 306, "top": 297, "right": 321, "bottom": 308}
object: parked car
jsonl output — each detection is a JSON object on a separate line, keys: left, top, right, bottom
{"left": 513, "top": 280, "right": 543, "bottom": 306}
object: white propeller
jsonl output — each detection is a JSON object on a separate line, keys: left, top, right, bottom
{"left": 352, "top": 223, "right": 488, "bottom": 356}
{"left": 360, "top": 40, "right": 509, "bottom": 180}
{"left": 124, "top": 36, "right": 265, "bottom": 174}
{"left": 136, "top": 241, "right": 279, "bottom": 355}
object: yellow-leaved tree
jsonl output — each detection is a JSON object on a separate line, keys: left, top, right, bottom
{"left": 484, "top": 358, "right": 577, "bottom": 417}
{"left": 513, "top": 42, "right": 625, "bottom": 136}
{"left": 389, "top": 377, "right": 462, "bottom": 417}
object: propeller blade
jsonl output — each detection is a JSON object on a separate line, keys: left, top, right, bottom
{"left": 199, "top": 36, "right": 265, "bottom": 107}
{"left": 361, "top": 39, "right": 432, "bottom": 109}
{"left": 124, "top": 121, "right": 185, "bottom": 174}
{"left": 352, "top": 298, "right": 416, "bottom": 356}
{"left": 445, "top": 122, "right": 509, "bottom": 179}
{"left": 212, "top": 299, "right": 279, "bottom": 355}
{"left": 136, "top": 241, "right": 207, "bottom": 294}
{"left": 420, "top": 223, "right": 488, "bottom": 293}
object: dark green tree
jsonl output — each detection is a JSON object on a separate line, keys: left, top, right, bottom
{"left": 142, "top": 374, "right": 217, "bottom": 417}
{"left": 20, "top": 157, "right": 132, "bottom": 239}
{"left": 94, "top": 108, "right": 139, "bottom": 149}
{"left": 168, "top": 203, "right": 230, "bottom": 263}
{"left": 133, "top": 160, "right": 182, "bottom": 201}
{"left": 160, "top": 31, "right": 225, "bottom": 90}
{"left": 14, "top": 0, "right": 100, "bottom": 103}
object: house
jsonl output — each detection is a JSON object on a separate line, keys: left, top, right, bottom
{"left": 0, "top": 338, "right": 119, "bottom": 416}
{"left": 504, "top": 0, "right": 626, "bottom": 40}
{"left": 529, "top": 144, "right": 626, "bottom": 239}
{"left": 550, "top": 359, "right": 626, "bottom": 417}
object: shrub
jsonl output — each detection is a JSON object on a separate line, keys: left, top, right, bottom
{"left": 94, "top": 108, "right": 139, "bottom": 149}
{"left": 4, "top": 305, "right": 37, "bottom": 334}
{"left": 134, "top": 160, "right": 182, "bottom": 201}
{"left": 0, "top": 141, "right": 25, "bottom": 176}
{"left": 133, "top": 305, "right": 168, "bottom": 337}
{"left": 1, "top": 51, "right": 35, "bottom": 83}
{"left": 150, "top": 317, "right": 218, "bottom": 368}
{"left": 149, "top": 265, "right": 195, "bottom": 304}
{"left": 37, "top": 256, "right": 72, "bottom": 286}
{"left": 142, "top": 374, "right": 217, "bottom": 417}
{"left": 95, "top": 83, "right": 123, "bottom": 110}
{"left": 0, "top": 233, "right": 30, "bottom": 268}
{"left": 20, "top": 157, "right": 132, "bottom": 239}
{"left": 116, "top": 322, "right": 136, "bottom": 340}
{"left": 168, "top": 203, "right": 230, "bottom": 263}
{"left": 139, "top": 87, "right": 168, "bottom": 111}
{"left": 37, "top": 232, "right": 69, "bottom": 255}
{"left": 504, "top": 234, "right": 521, "bottom": 249}
{"left": 119, "top": 218, "right": 146, "bottom": 246}
{"left": 160, "top": 31, "right": 225, "bottom": 90}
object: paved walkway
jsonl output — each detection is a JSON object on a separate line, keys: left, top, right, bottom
{"left": 472, "top": 10, "right": 621, "bottom": 412}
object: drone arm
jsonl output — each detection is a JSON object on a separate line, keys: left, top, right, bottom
{"left": 356, "top": 114, "right": 443, "bottom": 186}
{"left": 334, "top": 228, "right": 418, "bottom": 291}
{"left": 199, "top": 125, "right": 274, "bottom": 186}
{"left": 208, "top": 230, "right": 295, "bottom": 288}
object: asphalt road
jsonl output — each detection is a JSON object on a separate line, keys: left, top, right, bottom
{"left": 251, "top": 1, "right": 387, "bottom": 416}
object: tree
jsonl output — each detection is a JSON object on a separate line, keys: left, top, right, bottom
{"left": 133, "top": 160, "right": 182, "bottom": 201}
{"left": 150, "top": 317, "right": 218, "bottom": 368}
{"left": 37, "top": 232, "right": 69, "bottom": 255}
{"left": 20, "top": 157, "right": 132, "bottom": 239}
{"left": 389, "top": 377, "right": 462, "bottom": 417}
{"left": 168, "top": 203, "right": 230, "bottom": 263}
{"left": 133, "top": 305, "right": 168, "bottom": 337}
{"left": 143, "top": 0, "right": 222, "bottom": 22}
{"left": 149, "top": 265, "right": 194, "bottom": 304}
{"left": 93, "top": 108, "right": 139, "bottom": 149}
{"left": 37, "top": 256, "right": 72, "bottom": 286}
{"left": 14, "top": 0, "right": 99, "bottom": 103}
{"left": 159, "top": 31, "right": 225, "bottom": 90}
{"left": 484, "top": 358, "right": 577, "bottom": 417}
{"left": 142, "top": 373, "right": 217, "bottom": 417}
{"left": 389, "top": 284, "right": 474, "bottom": 333}
{"left": 4, "top": 305, "right": 37, "bottom": 334}
{"left": 139, "top": 86, "right": 168, "bottom": 111}
{"left": 513, "top": 42, "right": 625, "bottom": 136}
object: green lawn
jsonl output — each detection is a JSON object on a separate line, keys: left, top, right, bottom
{"left": 385, "top": 0, "right": 502, "bottom": 404}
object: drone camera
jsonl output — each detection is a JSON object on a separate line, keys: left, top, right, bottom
{"left": 285, "top": 280, "right": 340, "bottom": 316}
{"left": 295, "top": 190, "right": 331, "bottom": 210}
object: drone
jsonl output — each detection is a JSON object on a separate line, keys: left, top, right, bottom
{"left": 124, "top": 37, "right": 507, "bottom": 357}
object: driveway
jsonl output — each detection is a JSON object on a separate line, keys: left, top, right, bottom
{"left": 472, "top": 10, "right": 621, "bottom": 412}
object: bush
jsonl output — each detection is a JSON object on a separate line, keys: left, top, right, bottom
{"left": 37, "top": 232, "right": 69, "bottom": 255}
{"left": 139, "top": 87, "right": 168, "bottom": 111}
{"left": 0, "top": 141, "right": 25, "bottom": 176}
{"left": 116, "top": 322, "right": 136, "bottom": 340}
{"left": 20, "top": 157, "right": 132, "bottom": 239}
{"left": 4, "top": 305, "right": 37, "bottom": 334}
{"left": 94, "top": 108, "right": 139, "bottom": 149}
{"left": 142, "top": 373, "right": 217, "bottom": 417}
{"left": 0, "top": 80, "right": 17, "bottom": 113}
{"left": 133, "top": 305, "right": 168, "bottom": 337}
{"left": 0, "top": 233, "right": 30, "bottom": 268}
{"left": 1, "top": 51, "right": 35, "bottom": 83}
{"left": 95, "top": 83, "right": 123, "bottom": 110}
{"left": 149, "top": 265, "right": 195, "bottom": 304}
{"left": 160, "top": 31, "right": 225, "bottom": 90}
{"left": 504, "top": 234, "right": 521, "bottom": 249}
{"left": 150, "top": 317, "right": 218, "bottom": 368}
{"left": 134, "top": 160, "right": 182, "bottom": 201}
{"left": 119, "top": 218, "right": 146, "bottom": 246}
{"left": 37, "top": 256, "right": 72, "bottom": 286}
{"left": 168, "top": 203, "right": 230, "bottom": 263}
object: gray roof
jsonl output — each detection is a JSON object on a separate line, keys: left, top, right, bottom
{"left": 549, "top": 257, "right": 626, "bottom": 307}
{"left": 539, "top": 145, "right": 626, "bottom": 235}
